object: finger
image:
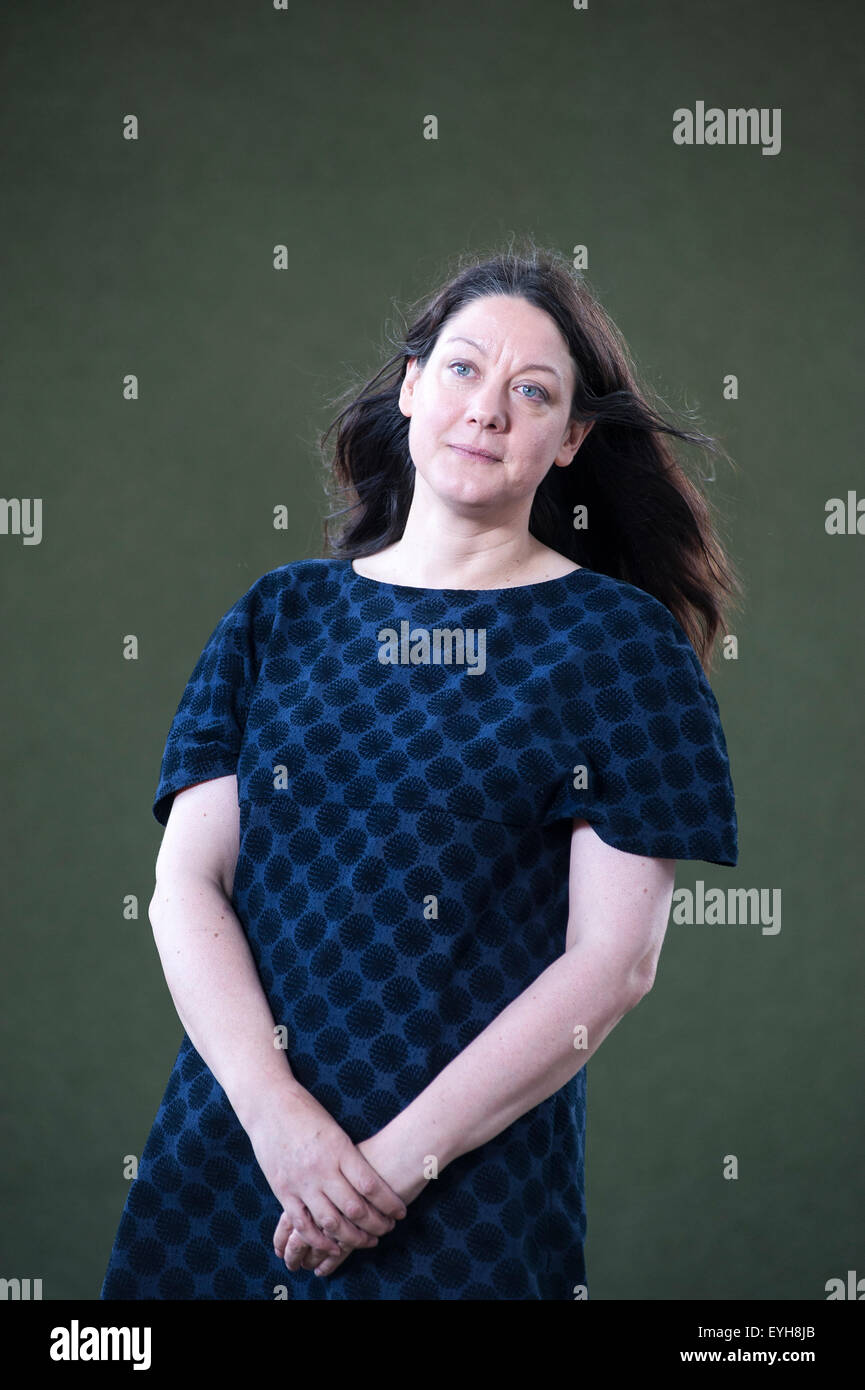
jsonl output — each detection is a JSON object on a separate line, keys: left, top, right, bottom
{"left": 273, "top": 1201, "right": 338, "bottom": 1261}
{"left": 311, "top": 1246, "right": 352, "bottom": 1278}
{"left": 305, "top": 1192, "right": 379, "bottom": 1251}
{"left": 285, "top": 1200, "right": 342, "bottom": 1258}
{"left": 283, "top": 1229, "right": 313, "bottom": 1273}
{"left": 273, "top": 1207, "right": 300, "bottom": 1260}
{"left": 326, "top": 1174, "right": 397, "bottom": 1237}
{"left": 300, "top": 1241, "right": 329, "bottom": 1270}
{"left": 288, "top": 1228, "right": 351, "bottom": 1274}
{"left": 339, "top": 1155, "right": 408, "bottom": 1222}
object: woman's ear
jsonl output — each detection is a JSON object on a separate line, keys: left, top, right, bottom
{"left": 398, "top": 356, "right": 421, "bottom": 417}
{"left": 556, "top": 418, "right": 594, "bottom": 466}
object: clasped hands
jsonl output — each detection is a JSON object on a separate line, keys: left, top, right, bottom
{"left": 274, "top": 1131, "right": 420, "bottom": 1279}
{"left": 250, "top": 1085, "right": 429, "bottom": 1282}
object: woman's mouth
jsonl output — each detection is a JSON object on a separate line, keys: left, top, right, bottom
{"left": 448, "top": 444, "right": 502, "bottom": 462}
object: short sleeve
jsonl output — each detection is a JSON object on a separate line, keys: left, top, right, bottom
{"left": 541, "top": 596, "right": 738, "bottom": 866}
{"left": 151, "top": 583, "right": 262, "bottom": 827}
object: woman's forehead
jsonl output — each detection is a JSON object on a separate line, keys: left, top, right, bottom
{"left": 437, "top": 298, "right": 572, "bottom": 361}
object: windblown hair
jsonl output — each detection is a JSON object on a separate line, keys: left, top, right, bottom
{"left": 317, "top": 237, "right": 743, "bottom": 674}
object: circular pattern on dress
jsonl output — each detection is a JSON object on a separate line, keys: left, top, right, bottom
{"left": 102, "top": 556, "right": 736, "bottom": 1301}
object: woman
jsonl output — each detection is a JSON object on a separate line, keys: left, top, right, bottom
{"left": 101, "top": 242, "right": 740, "bottom": 1300}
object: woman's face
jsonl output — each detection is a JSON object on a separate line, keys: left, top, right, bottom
{"left": 398, "top": 294, "right": 591, "bottom": 516}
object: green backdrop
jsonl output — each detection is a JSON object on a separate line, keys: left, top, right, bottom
{"left": 2, "top": 0, "right": 862, "bottom": 1301}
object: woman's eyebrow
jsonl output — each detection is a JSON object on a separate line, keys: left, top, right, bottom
{"left": 442, "top": 335, "right": 562, "bottom": 382}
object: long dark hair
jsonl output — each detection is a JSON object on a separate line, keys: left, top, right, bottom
{"left": 318, "top": 238, "right": 742, "bottom": 674}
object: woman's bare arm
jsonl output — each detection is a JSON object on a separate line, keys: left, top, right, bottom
{"left": 149, "top": 776, "right": 297, "bottom": 1131}
{"left": 147, "top": 775, "right": 407, "bottom": 1257}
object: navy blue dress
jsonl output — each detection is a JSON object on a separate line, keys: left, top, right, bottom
{"left": 101, "top": 555, "right": 737, "bottom": 1300}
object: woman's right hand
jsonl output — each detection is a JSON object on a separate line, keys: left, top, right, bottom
{"left": 245, "top": 1083, "right": 408, "bottom": 1266}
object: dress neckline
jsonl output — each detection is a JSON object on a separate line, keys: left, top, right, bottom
{"left": 345, "top": 556, "right": 593, "bottom": 596}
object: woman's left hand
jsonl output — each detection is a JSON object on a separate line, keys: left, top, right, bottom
{"left": 277, "top": 1125, "right": 429, "bottom": 1279}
